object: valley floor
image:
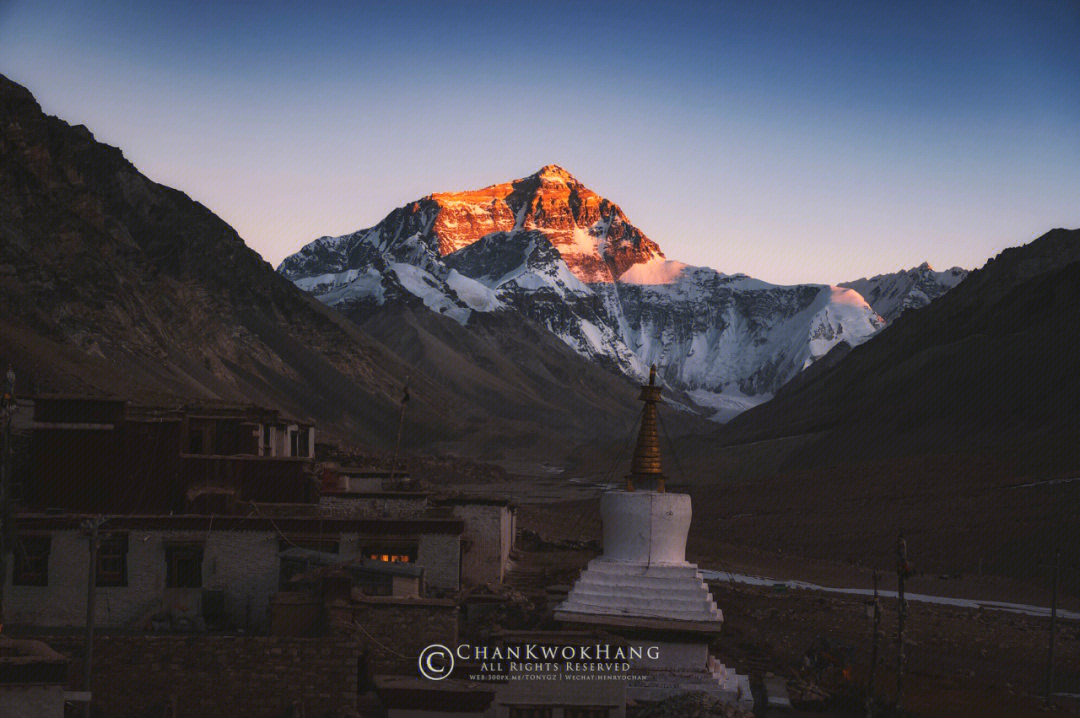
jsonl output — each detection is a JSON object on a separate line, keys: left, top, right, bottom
{"left": 513, "top": 492, "right": 1080, "bottom": 718}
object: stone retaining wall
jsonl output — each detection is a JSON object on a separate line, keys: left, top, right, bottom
{"left": 329, "top": 597, "right": 457, "bottom": 676}
{"left": 21, "top": 634, "right": 359, "bottom": 718}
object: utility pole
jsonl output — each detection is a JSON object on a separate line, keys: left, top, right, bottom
{"left": 1038, "top": 549, "right": 1080, "bottom": 705}
{"left": 0, "top": 384, "right": 15, "bottom": 630}
{"left": 388, "top": 376, "right": 409, "bottom": 483}
{"left": 83, "top": 516, "right": 106, "bottom": 718}
{"left": 866, "top": 570, "right": 882, "bottom": 718}
{"left": 1045, "top": 549, "right": 1059, "bottom": 705}
{"left": 896, "top": 533, "right": 910, "bottom": 713}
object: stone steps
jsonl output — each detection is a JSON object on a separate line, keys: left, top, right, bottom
{"left": 558, "top": 564, "right": 723, "bottom": 621}
{"left": 557, "top": 600, "right": 719, "bottom": 622}
{"left": 503, "top": 560, "right": 548, "bottom": 594}
{"left": 564, "top": 576, "right": 717, "bottom": 597}
{"left": 581, "top": 560, "right": 709, "bottom": 580}
{"left": 563, "top": 587, "right": 717, "bottom": 611}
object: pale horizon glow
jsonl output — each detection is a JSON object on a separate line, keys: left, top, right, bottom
{"left": 1, "top": 1, "right": 1077, "bottom": 284}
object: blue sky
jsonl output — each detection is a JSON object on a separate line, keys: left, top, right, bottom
{"left": 2, "top": 0, "right": 1077, "bottom": 283}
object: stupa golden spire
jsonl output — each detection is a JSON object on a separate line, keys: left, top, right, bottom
{"left": 626, "top": 364, "right": 665, "bottom": 493}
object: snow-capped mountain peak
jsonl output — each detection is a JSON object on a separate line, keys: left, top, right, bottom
{"left": 280, "top": 167, "right": 901, "bottom": 420}
{"left": 840, "top": 263, "right": 968, "bottom": 322}
{"left": 367, "top": 164, "right": 666, "bottom": 283}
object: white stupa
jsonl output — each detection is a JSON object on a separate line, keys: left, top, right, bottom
{"left": 555, "top": 367, "right": 753, "bottom": 707}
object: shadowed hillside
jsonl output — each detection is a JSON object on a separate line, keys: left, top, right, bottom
{"left": 0, "top": 74, "right": 693, "bottom": 456}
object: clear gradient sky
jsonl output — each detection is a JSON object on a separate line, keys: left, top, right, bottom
{"left": 2, "top": 1, "right": 1077, "bottom": 284}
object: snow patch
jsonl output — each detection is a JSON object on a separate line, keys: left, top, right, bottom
{"left": 389, "top": 263, "right": 471, "bottom": 324}
{"left": 446, "top": 269, "right": 503, "bottom": 312}
{"left": 687, "top": 388, "right": 772, "bottom": 423}
{"left": 805, "top": 286, "right": 884, "bottom": 362}
{"left": 619, "top": 256, "right": 689, "bottom": 285}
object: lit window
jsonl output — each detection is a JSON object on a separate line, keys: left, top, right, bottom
{"left": 361, "top": 543, "right": 416, "bottom": 564}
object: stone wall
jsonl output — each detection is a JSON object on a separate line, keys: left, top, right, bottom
{"left": 448, "top": 503, "right": 515, "bottom": 586}
{"left": 329, "top": 597, "right": 458, "bottom": 676}
{"left": 320, "top": 495, "right": 514, "bottom": 590}
{"left": 23, "top": 634, "right": 359, "bottom": 718}
{"left": 415, "top": 533, "right": 461, "bottom": 594}
{"left": 6, "top": 524, "right": 462, "bottom": 628}
{"left": 0, "top": 684, "right": 66, "bottom": 718}
{"left": 4, "top": 530, "right": 284, "bottom": 631}
{"left": 320, "top": 494, "right": 429, "bottom": 519}
{"left": 334, "top": 530, "right": 460, "bottom": 594}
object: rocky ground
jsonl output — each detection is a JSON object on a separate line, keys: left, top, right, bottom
{"left": 512, "top": 502, "right": 1080, "bottom": 718}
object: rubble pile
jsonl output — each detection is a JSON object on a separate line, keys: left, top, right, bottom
{"left": 787, "top": 678, "right": 831, "bottom": 707}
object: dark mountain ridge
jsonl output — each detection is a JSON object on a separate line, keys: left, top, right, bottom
{"left": 0, "top": 73, "right": 666, "bottom": 455}
{"left": 0, "top": 72, "right": 455, "bottom": 446}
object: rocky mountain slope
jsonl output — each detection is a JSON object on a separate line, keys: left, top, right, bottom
{"left": 280, "top": 166, "right": 886, "bottom": 419}
{"left": 0, "top": 73, "right": 454, "bottom": 447}
{"left": 841, "top": 262, "right": 967, "bottom": 322}
{"left": 0, "top": 74, "right": 660, "bottom": 455}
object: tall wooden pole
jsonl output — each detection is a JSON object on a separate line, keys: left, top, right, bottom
{"left": 0, "top": 400, "right": 12, "bottom": 629}
{"left": 83, "top": 516, "right": 105, "bottom": 718}
{"left": 896, "top": 533, "right": 908, "bottom": 713}
{"left": 866, "top": 571, "right": 882, "bottom": 718}
{"left": 1045, "top": 549, "right": 1060, "bottom": 704}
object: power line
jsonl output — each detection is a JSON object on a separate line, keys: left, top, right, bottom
{"left": 567, "top": 414, "right": 639, "bottom": 542}
{"left": 656, "top": 404, "right": 688, "bottom": 486}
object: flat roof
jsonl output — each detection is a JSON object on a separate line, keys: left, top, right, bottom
{"left": 433, "top": 494, "right": 515, "bottom": 507}
{"left": 14, "top": 513, "right": 464, "bottom": 535}
{"left": 342, "top": 595, "right": 457, "bottom": 608}
{"left": 321, "top": 490, "right": 429, "bottom": 499}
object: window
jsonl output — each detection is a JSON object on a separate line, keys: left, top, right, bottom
{"left": 565, "top": 709, "right": 610, "bottom": 718}
{"left": 508, "top": 708, "right": 552, "bottom": 718}
{"left": 12, "top": 535, "right": 50, "bottom": 586}
{"left": 96, "top": 535, "right": 128, "bottom": 587}
{"left": 361, "top": 542, "right": 417, "bottom": 564}
{"left": 165, "top": 545, "right": 203, "bottom": 588}
{"left": 357, "top": 575, "right": 394, "bottom": 597}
